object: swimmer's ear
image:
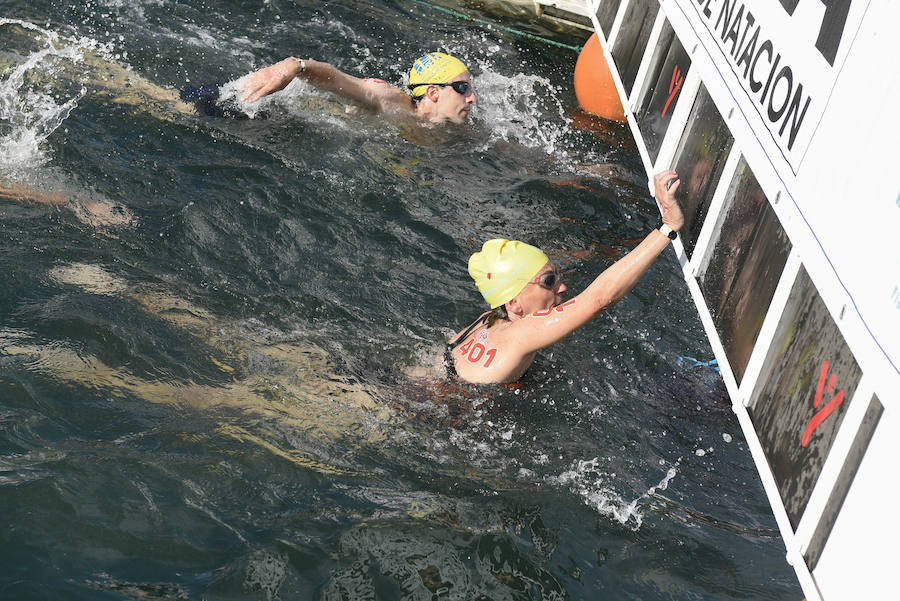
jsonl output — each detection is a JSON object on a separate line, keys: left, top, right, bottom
{"left": 423, "top": 84, "right": 442, "bottom": 103}
{"left": 506, "top": 298, "right": 526, "bottom": 320}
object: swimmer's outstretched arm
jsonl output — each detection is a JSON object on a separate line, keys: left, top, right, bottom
{"left": 506, "top": 171, "right": 684, "bottom": 354}
{"left": 240, "top": 57, "right": 410, "bottom": 113}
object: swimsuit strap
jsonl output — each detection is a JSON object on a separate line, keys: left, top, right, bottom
{"left": 445, "top": 311, "right": 490, "bottom": 379}
{"left": 447, "top": 311, "right": 491, "bottom": 352}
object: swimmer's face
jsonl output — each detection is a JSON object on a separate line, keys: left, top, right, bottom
{"left": 514, "top": 262, "right": 567, "bottom": 314}
{"left": 434, "top": 71, "right": 476, "bottom": 124}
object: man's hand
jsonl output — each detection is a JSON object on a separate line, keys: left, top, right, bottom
{"left": 241, "top": 58, "right": 303, "bottom": 103}
{"left": 653, "top": 170, "right": 685, "bottom": 231}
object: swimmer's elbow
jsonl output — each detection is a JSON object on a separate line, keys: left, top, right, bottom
{"left": 588, "top": 289, "right": 619, "bottom": 315}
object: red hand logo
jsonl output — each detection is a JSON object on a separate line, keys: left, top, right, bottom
{"left": 800, "top": 360, "right": 845, "bottom": 447}
{"left": 662, "top": 65, "right": 684, "bottom": 119}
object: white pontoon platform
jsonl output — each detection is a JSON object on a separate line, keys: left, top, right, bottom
{"left": 534, "top": 2, "right": 898, "bottom": 599}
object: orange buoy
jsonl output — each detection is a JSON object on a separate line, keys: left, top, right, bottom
{"left": 574, "top": 33, "right": 626, "bottom": 122}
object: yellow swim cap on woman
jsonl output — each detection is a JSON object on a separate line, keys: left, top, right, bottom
{"left": 468, "top": 239, "right": 549, "bottom": 308}
{"left": 408, "top": 52, "right": 468, "bottom": 98}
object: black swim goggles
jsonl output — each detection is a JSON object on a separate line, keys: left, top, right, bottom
{"left": 408, "top": 80, "right": 473, "bottom": 95}
{"left": 530, "top": 271, "right": 561, "bottom": 291}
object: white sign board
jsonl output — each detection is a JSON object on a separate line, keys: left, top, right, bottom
{"left": 677, "top": 0, "right": 870, "bottom": 176}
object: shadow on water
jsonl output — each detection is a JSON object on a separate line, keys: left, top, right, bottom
{"left": 0, "top": 2, "right": 801, "bottom": 600}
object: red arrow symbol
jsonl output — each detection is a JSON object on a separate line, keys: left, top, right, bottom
{"left": 662, "top": 65, "right": 684, "bottom": 119}
{"left": 801, "top": 360, "right": 845, "bottom": 447}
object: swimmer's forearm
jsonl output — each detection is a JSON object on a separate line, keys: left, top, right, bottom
{"left": 550, "top": 171, "right": 683, "bottom": 325}
{"left": 243, "top": 57, "right": 363, "bottom": 104}
{"left": 295, "top": 59, "right": 340, "bottom": 88}
{"left": 584, "top": 230, "right": 672, "bottom": 311}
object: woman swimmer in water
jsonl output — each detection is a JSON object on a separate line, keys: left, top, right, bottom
{"left": 447, "top": 171, "right": 685, "bottom": 384}
{"left": 235, "top": 51, "right": 476, "bottom": 124}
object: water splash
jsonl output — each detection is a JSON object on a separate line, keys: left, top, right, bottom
{"left": 0, "top": 19, "right": 112, "bottom": 172}
{"left": 472, "top": 68, "right": 571, "bottom": 157}
{"left": 549, "top": 457, "right": 678, "bottom": 529}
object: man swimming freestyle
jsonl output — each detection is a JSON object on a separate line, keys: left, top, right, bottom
{"left": 447, "top": 171, "right": 685, "bottom": 384}
{"left": 3, "top": 21, "right": 474, "bottom": 124}
{"left": 235, "top": 51, "right": 476, "bottom": 124}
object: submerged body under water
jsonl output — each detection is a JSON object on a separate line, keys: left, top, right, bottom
{"left": 0, "top": 1, "right": 801, "bottom": 599}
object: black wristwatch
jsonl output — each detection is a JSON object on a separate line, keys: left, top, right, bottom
{"left": 657, "top": 220, "right": 677, "bottom": 240}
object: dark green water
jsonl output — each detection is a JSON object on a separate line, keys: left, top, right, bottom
{"left": 0, "top": 1, "right": 801, "bottom": 599}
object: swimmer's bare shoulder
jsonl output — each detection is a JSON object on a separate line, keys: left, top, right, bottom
{"left": 372, "top": 82, "right": 418, "bottom": 116}
{"left": 449, "top": 319, "right": 535, "bottom": 384}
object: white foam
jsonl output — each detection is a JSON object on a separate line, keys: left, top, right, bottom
{"left": 0, "top": 19, "right": 111, "bottom": 173}
{"left": 550, "top": 458, "right": 679, "bottom": 529}
{"left": 471, "top": 69, "right": 571, "bottom": 157}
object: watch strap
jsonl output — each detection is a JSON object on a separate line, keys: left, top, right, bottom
{"left": 658, "top": 223, "right": 677, "bottom": 240}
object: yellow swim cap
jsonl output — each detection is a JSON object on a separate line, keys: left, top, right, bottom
{"left": 408, "top": 52, "right": 468, "bottom": 98}
{"left": 468, "top": 239, "right": 549, "bottom": 308}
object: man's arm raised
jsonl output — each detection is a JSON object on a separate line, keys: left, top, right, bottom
{"left": 240, "top": 57, "right": 408, "bottom": 113}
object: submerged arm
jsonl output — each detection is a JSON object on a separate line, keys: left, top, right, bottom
{"left": 0, "top": 182, "right": 65, "bottom": 206}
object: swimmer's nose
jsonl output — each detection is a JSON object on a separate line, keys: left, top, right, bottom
{"left": 558, "top": 282, "right": 567, "bottom": 294}
{"left": 467, "top": 90, "right": 476, "bottom": 104}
